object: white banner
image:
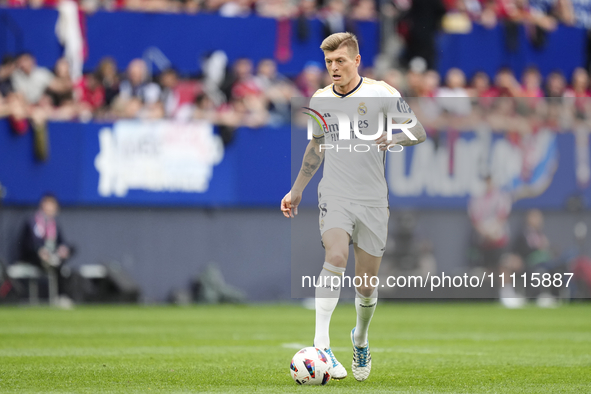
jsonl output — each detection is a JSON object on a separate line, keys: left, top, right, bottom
{"left": 95, "top": 120, "right": 224, "bottom": 197}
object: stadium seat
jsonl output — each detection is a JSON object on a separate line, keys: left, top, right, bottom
{"left": 6, "top": 262, "right": 46, "bottom": 305}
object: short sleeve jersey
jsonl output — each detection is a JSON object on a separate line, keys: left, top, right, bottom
{"left": 309, "top": 77, "right": 411, "bottom": 207}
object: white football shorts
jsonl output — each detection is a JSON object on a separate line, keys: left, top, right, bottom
{"left": 318, "top": 199, "right": 389, "bottom": 257}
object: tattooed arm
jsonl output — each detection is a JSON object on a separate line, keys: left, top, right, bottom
{"left": 391, "top": 121, "right": 427, "bottom": 147}
{"left": 280, "top": 135, "right": 325, "bottom": 218}
{"left": 374, "top": 119, "right": 427, "bottom": 149}
{"left": 298, "top": 135, "right": 325, "bottom": 178}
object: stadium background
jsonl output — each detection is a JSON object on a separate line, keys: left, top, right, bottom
{"left": 1, "top": 2, "right": 591, "bottom": 393}
{"left": 0, "top": 1, "right": 590, "bottom": 303}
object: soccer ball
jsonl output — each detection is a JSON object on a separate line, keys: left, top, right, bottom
{"left": 289, "top": 347, "right": 332, "bottom": 385}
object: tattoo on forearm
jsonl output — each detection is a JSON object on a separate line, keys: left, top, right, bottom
{"left": 397, "top": 122, "right": 426, "bottom": 146}
{"left": 301, "top": 147, "right": 321, "bottom": 177}
{"left": 301, "top": 138, "right": 324, "bottom": 177}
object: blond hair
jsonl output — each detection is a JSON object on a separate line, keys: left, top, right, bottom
{"left": 320, "top": 32, "right": 359, "bottom": 58}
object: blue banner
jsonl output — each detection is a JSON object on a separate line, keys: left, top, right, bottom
{"left": 0, "top": 120, "right": 291, "bottom": 207}
{"left": 438, "top": 24, "right": 586, "bottom": 79}
{"left": 0, "top": 120, "right": 590, "bottom": 209}
{"left": 291, "top": 128, "right": 590, "bottom": 210}
{"left": 0, "top": 8, "right": 61, "bottom": 68}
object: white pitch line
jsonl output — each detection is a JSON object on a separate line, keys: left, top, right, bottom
{"left": 281, "top": 343, "right": 308, "bottom": 349}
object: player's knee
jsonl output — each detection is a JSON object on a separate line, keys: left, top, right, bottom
{"left": 356, "top": 285, "right": 374, "bottom": 298}
{"left": 325, "top": 250, "right": 347, "bottom": 268}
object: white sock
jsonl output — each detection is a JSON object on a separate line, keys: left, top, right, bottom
{"left": 354, "top": 287, "right": 377, "bottom": 347}
{"left": 314, "top": 262, "right": 345, "bottom": 350}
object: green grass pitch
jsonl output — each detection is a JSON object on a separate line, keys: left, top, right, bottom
{"left": 0, "top": 302, "right": 590, "bottom": 393}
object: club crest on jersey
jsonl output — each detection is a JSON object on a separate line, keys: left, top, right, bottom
{"left": 358, "top": 102, "right": 367, "bottom": 116}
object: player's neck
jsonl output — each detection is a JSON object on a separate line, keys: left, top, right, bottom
{"left": 334, "top": 74, "right": 362, "bottom": 95}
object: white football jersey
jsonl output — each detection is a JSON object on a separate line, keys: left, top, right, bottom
{"left": 309, "top": 77, "right": 411, "bottom": 207}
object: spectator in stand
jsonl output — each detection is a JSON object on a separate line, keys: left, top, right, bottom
{"left": 184, "top": 0, "right": 201, "bottom": 13}
{"left": 565, "top": 67, "right": 590, "bottom": 98}
{"left": 114, "top": 58, "right": 162, "bottom": 119}
{"left": 192, "top": 92, "right": 218, "bottom": 123}
{"left": 490, "top": 67, "right": 522, "bottom": 97}
{"left": 11, "top": 52, "right": 53, "bottom": 105}
{"left": 0, "top": 56, "right": 28, "bottom": 134}
{"left": 254, "top": 58, "right": 297, "bottom": 125}
{"left": 412, "top": 70, "right": 442, "bottom": 128}
{"left": 296, "top": 62, "right": 323, "bottom": 97}
{"left": 419, "top": 70, "right": 440, "bottom": 97}
{"left": 254, "top": 59, "right": 282, "bottom": 92}
{"left": 227, "top": 58, "right": 261, "bottom": 100}
{"left": 218, "top": 0, "right": 253, "bottom": 17}
{"left": 563, "top": 68, "right": 590, "bottom": 120}
{"left": 219, "top": 95, "right": 268, "bottom": 128}
{"left": 45, "top": 58, "right": 75, "bottom": 110}
{"left": 552, "top": 0, "right": 576, "bottom": 26}
{"left": 437, "top": 68, "right": 469, "bottom": 97}
{"left": 468, "top": 71, "right": 494, "bottom": 97}
{"left": 96, "top": 57, "right": 120, "bottom": 107}
{"left": 159, "top": 68, "right": 183, "bottom": 119}
{"left": 6, "top": 92, "right": 30, "bottom": 134}
{"left": 256, "top": 0, "right": 297, "bottom": 18}
{"left": 545, "top": 70, "right": 566, "bottom": 97}
{"left": 404, "top": 0, "right": 447, "bottom": 69}
{"left": 202, "top": 0, "right": 223, "bottom": 12}
{"left": 0, "top": 55, "right": 15, "bottom": 97}
{"left": 322, "top": 0, "right": 355, "bottom": 37}
{"left": 295, "top": 0, "right": 318, "bottom": 42}
{"left": 479, "top": 0, "right": 499, "bottom": 28}
{"left": 79, "top": 73, "right": 106, "bottom": 120}
{"left": 468, "top": 174, "right": 513, "bottom": 271}
{"left": 498, "top": 0, "right": 557, "bottom": 51}
{"left": 441, "top": 0, "right": 480, "bottom": 32}
{"left": 350, "top": 0, "right": 378, "bottom": 21}
{"left": 437, "top": 68, "right": 471, "bottom": 115}
{"left": 468, "top": 174, "right": 515, "bottom": 305}
{"left": 521, "top": 66, "right": 544, "bottom": 97}
{"left": 405, "top": 68, "right": 426, "bottom": 97}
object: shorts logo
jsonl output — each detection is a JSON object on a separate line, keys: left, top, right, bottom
{"left": 320, "top": 219, "right": 324, "bottom": 229}
{"left": 358, "top": 102, "right": 367, "bottom": 116}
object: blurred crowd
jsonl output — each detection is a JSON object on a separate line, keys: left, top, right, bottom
{"left": 1, "top": 0, "right": 590, "bottom": 137}
{"left": 0, "top": 0, "right": 588, "bottom": 29}
{"left": 400, "top": 65, "right": 591, "bottom": 131}
{"left": 2, "top": 51, "right": 591, "bottom": 135}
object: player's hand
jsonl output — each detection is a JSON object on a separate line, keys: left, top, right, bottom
{"left": 375, "top": 132, "right": 394, "bottom": 151}
{"left": 281, "top": 191, "right": 302, "bottom": 218}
